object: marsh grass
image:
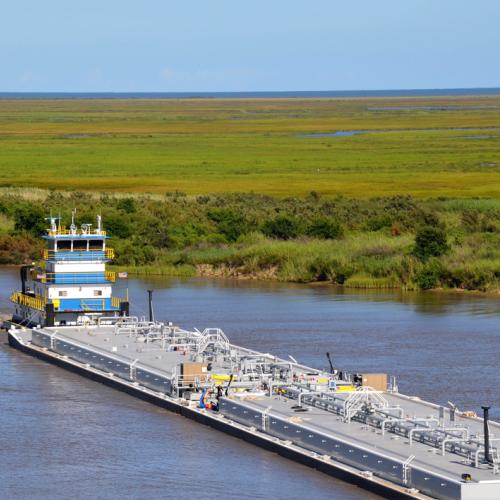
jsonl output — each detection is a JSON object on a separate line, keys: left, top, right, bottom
{"left": 344, "top": 274, "right": 401, "bottom": 289}
{"left": 0, "top": 213, "right": 14, "bottom": 234}
{"left": 0, "top": 96, "right": 499, "bottom": 198}
{"left": 111, "top": 264, "right": 196, "bottom": 277}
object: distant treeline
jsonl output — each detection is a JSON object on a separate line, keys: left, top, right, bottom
{"left": 0, "top": 191, "right": 499, "bottom": 292}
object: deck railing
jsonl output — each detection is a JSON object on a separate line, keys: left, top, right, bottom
{"left": 54, "top": 297, "right": 123, "bottom": 311}
{"left": 111, "top": 296, "right": 127, "bottom": 308}
{"left": 79, "top": 299, "right": 108, "bottom": 311}
{"left": 46, "top": 227, "right": 107, "bottom": 237}
{"left": 10, "top": 292, "right": 47, "bottom": 312}
{"left": 33, "top": 271, "right": 116, "bottom": 284}
{"left": 42, "top": 248, "right": 115, "bottom": 261}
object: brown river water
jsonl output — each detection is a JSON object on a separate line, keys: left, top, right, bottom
{"left": 1, "top": 267, "right": 499, "bottom": 499}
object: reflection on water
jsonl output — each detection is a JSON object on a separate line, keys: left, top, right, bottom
{"left": 301, "top": 130, "right": 364, "bottom": 137}
{"left": 1, "top": 267, "right": 499, "bottom": 499}
{"left": 300, "top": 127, "right": 500, "bottom": 139}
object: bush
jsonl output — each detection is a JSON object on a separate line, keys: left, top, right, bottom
{"left": 14, "top": 205, "right": 47, "bottom": 236}
{"left": 164, "top": 222, "right": 211, "bottom": 248}
{"left": 104, "top": 214, "right": 131, "bottom": 239}
{"left": 448, "top": 267, "right": 495, "bottom": 291}
{"left": 262, "top": 216, "right": 300, "bottom": 240}
{"left": 414, "top": 226, "right": 449, "bottom": 261}
{"left": 117, "top": 197, "right": 137, "bottom": 214}
{"left": 0, "top": 235, "right": 42, "bottom": 264}
{"left": 415, "top": 209, "right": 441, "bottom": 228}
{"left": 309, "top": 258, "right": 354, "bottom": 283}
{"left": 415, "top": 260, "right": 445, "bottom": 289}
{"left": 306, "top": 218, "right": 343, "bottom": 239}
{"left": 461, "top": 209, "right": 499, "bottom": 233}
{"left": 364, "top": 215, "right": 392, "bottom": 232}
{"left": 207, "top": 208, "right": 248, "bottom": 242}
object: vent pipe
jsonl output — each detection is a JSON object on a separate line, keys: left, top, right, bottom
{"left": 20, "top": 266, "right": 29, "bottom": 294}
{"left": 326, "top": 352, "right": 334, "bottom": 374}
{"left": 482, "top": 405, "right": 491, "bottom": 463}
{"left": 147, "top": 290, "right": 154, "bottom": 323}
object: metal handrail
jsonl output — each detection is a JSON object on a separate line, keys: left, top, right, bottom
{"left": 34, "top": 271, "right": 116, "bottom": 284}
{"left": 46, "top": 228, "right": 107, "bottom": 236}
{"left": 80, "top": 299, "right": 107, "bottom": 311}
{"left": 42, "top": 248, "right": 114, "bottom": 260}
{"left": 10, "top": 292, "right": 47, "bottom": 311}
{"left": 111, "top": 296, "right": 126, "bottom": 308}
{"left": 409, "top": 425, "right": 467, "bottom": 446}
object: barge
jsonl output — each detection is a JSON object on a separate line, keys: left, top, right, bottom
{"left": 5, "top": 215, "right": 500, "bottom": 499}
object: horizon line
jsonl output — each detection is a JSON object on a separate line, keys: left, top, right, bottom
{"left": 1, "top": 87, "right": 500, "bottom": 100}
{"left": 1, "top": 86, "right": 500, "bottom": 93}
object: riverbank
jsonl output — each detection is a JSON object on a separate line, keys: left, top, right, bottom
{"left": 110, "top": 263, "right": 500, "bottom": 295}
{"left": 1, "top": 191, "right": 499, "bottom": 293}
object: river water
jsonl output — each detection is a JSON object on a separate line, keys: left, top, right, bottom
{"left": 1, "top": 267, "right": 499, "bottom": 499}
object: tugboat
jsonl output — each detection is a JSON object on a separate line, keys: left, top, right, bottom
{"left": 6, "top": 215, "right": 500, "bottom": 500}
{"left": 10, "top": 213, "right": 128, "bottom": 327}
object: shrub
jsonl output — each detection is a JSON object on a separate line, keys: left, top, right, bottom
{"left": 414, "top": 226, "right": 449, "bottom": 261}
{"left": 448, "top": 267, "right": 495, "bottom": 291}
{"left": 117, "top": 197, "right": 137, "bottom": 214}
{"left": 384, "top": 195, "right": 416, "bottom": 212}
{"left": 14, "top": 205, "right": 47, "bottom": 236}
{"left": 0, "top": 235, "right": 42, "bottom": 264}
{"left": 307, "top": 191, "right": 320, "bottom": 202}
{"left": 364, "top": 215, "right": 392, "bottom": 232}
{"left": 415, "top": 209, "right": 441, "bottom": 228}
{"left": 309, "top": 258, "right": 354, "bottom": 283}
{"left": 207, "top": 208, "right": 248, "bottom": 242}
{"left": 415, "top": 260, "right": 445, "bottom": 289}
{"left": 104, "top": 214, "right": 131, "bottom": 239}
{"left": 306, "top": 218, "right": 343, "bottom": 239}
{"left": 165, "top": 223, "right": 211, "bottom": 248}
{"left": 262, "top": 216, "right": 300, "bottom": 240}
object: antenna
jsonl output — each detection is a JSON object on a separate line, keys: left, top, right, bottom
{"left": 70, "top": 209, "right": 77, "bottom": 235}
{"left": 45, "top": 216, "right": 57, "bottom": 233}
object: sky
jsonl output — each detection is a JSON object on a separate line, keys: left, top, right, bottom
{"left": 1, "top": 0, "right": 499, "bottom": 92}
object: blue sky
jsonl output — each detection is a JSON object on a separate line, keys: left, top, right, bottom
{"left": 2, "top": 0, "right": 499, "bottom": 92}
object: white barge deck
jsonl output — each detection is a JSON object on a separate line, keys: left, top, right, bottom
{"left": 7, "top": 319, "right": 500, "bottom": 500}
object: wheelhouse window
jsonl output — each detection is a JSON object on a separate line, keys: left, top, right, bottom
{"left": 58, "top": 291, "right": 68, "bottom": 297}
{"left": 57, "top": 240, "right": 71, "bottom": 251}
{"left": 89, "top": 240, "right": 104, "bottom": 251}
{"left": 73, "top": 239, "right": 88, "bottom": 251}
{"left": 93, "top": 290, "right": 103, "bottom": 296}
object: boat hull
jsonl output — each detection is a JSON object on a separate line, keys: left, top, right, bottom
{"left": 6, "top": 329, "right": 418, "bottom": 500}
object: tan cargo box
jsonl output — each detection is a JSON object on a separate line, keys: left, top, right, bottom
{"left": 361, "top": 373, "right": 387, "bottom": 391}
{"left": 181, "top": 362, "right": 208, "bottom": 384}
